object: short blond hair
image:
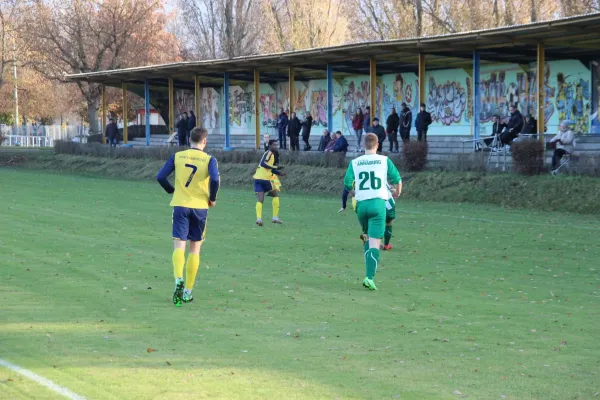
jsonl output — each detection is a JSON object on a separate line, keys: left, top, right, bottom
{"left": 364, "top": 133, "right": 378, "bottom": 150}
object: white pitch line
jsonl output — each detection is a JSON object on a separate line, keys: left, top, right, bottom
{"left": 0, "top": 358, "right": 87, "bottom": 400}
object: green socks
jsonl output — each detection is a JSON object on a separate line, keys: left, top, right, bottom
{"left": 384, "top": 225, "right": 393, "bottom": 246}
{"left": 365, "top": 248, "right": 380, "bottom": 279}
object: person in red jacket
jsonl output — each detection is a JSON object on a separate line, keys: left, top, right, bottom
{"left": 352, "top": 108, "right": 364, "bottom": 151}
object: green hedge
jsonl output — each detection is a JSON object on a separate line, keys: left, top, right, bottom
{"left": 2, "top": 151, "right": 599, "bottom": 214}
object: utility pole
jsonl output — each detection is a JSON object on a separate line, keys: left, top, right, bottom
{"left": 12, "top": 32, "right": 19, "bottom": 134}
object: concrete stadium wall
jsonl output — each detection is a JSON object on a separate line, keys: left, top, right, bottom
{"left": 169, "top": 59, "right": 599, "bottom": 138}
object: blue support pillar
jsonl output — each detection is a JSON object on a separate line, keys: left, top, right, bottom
{"left": 224, "top": 72, "right": 231, "bottom": 150}
{"left": 327, "top": 64, "right": 333, "bottom": 131}
{"left": 144, "top": 80, "right": 151, "bottom": 146}
{"left": 473, "top": 51, "right": 481, "bottom": 149}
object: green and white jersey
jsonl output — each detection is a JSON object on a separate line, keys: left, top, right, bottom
{"left": 344, "top": 154, "right": 402, "bottom": 202}
{"left": 386, "top": 183, "right": 395, "bottom": 210}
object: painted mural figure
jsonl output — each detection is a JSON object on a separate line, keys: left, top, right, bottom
{"left": 574, "top": 81, "right": 591, "bottom": 134}
{"left": 556, "top": 73, "right": 570, "bottom": 122}
{"left": 260, "top": 94, "right": 276, "bottom": 127}
{"left": 310, "top": 90, "right": 327, "bottom": 127}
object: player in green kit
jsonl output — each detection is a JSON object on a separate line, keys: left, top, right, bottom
{"left": 344, "top": 133, "right": 402, "bottom": 290}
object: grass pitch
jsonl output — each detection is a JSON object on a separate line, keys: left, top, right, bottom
{"left": 1, "top": 169, "right": 599, "bottom": 400}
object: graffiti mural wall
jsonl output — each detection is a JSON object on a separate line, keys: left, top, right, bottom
{"left": 423, "top": 69, "right": 471, "bottom": 135}
{"left": 201, "top": 88, "right": 221, "bottom": 134}
{"left": 592, "top": 61, "right": 600, "bottom": 134}
{"left": 190, "top": 58, "right": 594, "bottom": 136}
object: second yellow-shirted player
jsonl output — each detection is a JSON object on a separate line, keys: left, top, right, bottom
{"left": 253, "top": 139, "right": 286, "bottom": 226}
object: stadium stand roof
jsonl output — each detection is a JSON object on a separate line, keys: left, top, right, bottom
{"left": 67, "top": 13, "right": 600, "bottom": 89}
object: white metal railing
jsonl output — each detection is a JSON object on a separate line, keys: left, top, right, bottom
{"left": 1, "top": 135, "right": 55, "bottom": 147}
{"left": 1, "top": 124, "right": 89, "bottom": 147}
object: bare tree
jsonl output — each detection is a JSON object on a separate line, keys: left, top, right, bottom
{"left": 23, "top": 0, "right": 180, "bottom": 134}
{"left": 263, "top": 0, "right": 346, "bottom": 51}
{"left": 0, "top": 0, "right": 28, "bottom": 91}
{"left": 177, "top": 0, "right": 261, "bottom": 60}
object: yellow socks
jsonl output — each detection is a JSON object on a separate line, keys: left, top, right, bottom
{"left": 256, "top": 202, "right": 263, "bottom": 219}
{"left": 172, "top": 248, "right": 185, "bottom": 279}
{"left": 272, "top": 197, "right": 280, "bottom": 218}
{"left": 185, "top": 253, "right": 200, "bottom": 290}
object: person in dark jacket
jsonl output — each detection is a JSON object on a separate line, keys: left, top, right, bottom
{"left": 501, "top": 104, "right": 524, "bottom": 145}
{"left": 263, "top": 134, "right": 271, "bottom": 151}
{"left": 399, "top": 102, "right": 412, "bottom": 144}
{"left": 367, "top": 118, "right": 386, "bottom": 153}
{"left": 287, "top": 112, "right": 302, "bottom": 151}
{"left": 105, "top": 118, "right": 119, "bottom": 148}
{"left": 483, "top": 114, "right": 506, "bottom": 148}
{"left": 176, "top": 114, "right": 187, "bottom": 146}
{"left": 415, "top": 103, "right": 432, "bottom": 142}
{"left": 521, "top": 114, "right": 537, "bottom": 135}
{"left": 188, "top": 110, "right": 197, "bottom": 133}
{"left": 301, "top": 112, "right": 313, "bottom": 151}
{"left": 332, "top": 131, "right": 348, "bottom": 154}
{"left": 318, "top": 129, "right": 331, "bottom": 151}
{"left": 386, "top": 107, "right": 400, "bottom": 153}
{"left": 277, "top": 108, "right": 288, "bottom": 150}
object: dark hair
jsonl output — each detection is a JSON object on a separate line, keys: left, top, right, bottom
{"left": 401, "top": 102, "right": 407, "bottom": 107}
{"left": 420, "top": 103, "right": 426, "bottom": 108}
{"left": 268, "top": 139, "right": 278, "bottom": 146}
{"left": 365, "top": 106, "right": 370, "bottom": 110}
{"left": 335, "top": 130, "right": 342, "bottom": 135}
{"left": 190, "top": 127, "right": 208, "bottom": 143}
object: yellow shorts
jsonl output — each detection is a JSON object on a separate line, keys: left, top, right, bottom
{"left": 271, "top": 176, "right": 282, "bottom": 192}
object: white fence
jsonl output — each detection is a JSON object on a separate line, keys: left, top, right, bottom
{"left": 0, "top": 125, "right": 90, "bottom": 147}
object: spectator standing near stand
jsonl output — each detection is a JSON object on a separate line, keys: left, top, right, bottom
{"left": 176, "top": 114, "right": 187, "bottom": 147}
{"left": 386, "top": 107, "right": 400, "bottom": 153}
{"left": 188, "top": 110, "right": 197, "bottom": 141}
{"left": 301, "top": 112, "right": 313, "bottom": 151}
{"left": 352, "top": 108, "right": 364, "bottom": 151}
{"left": 287, "top": 112, "right": 302, "bottom": 151}
{"left": 399, "top": 103, "right": 412, "bottom": 144}
{"left": 415, "top": 103, "right": 432, "bottom": 142}
{"left": 363, "top": 106, "right": 371, "bottom": 150}
{"left": 105, "top": 118, "right": 119, "bottom": 148}
{"left": 277, "top": 108, "right": 288, "bottom": 150}
{"left": 367, "top": 118, "right": 386, "bottom": 153}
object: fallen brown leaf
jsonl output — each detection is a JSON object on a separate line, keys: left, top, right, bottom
{"left": 147, "top": 348, "right": 156, "bottom": 353}
{"left": 166, "top": 361, "right": 171, "bottom": 366}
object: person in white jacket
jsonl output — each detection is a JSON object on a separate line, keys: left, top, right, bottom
{"left": 550, "top": 121, "right": 575, "bottom": 170}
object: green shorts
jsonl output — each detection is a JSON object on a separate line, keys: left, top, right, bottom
{"left": 356, "top": 198, "right": 386, "bottom": 239}
{"left": 386, "top": 202, "right": 396, "bottom": 222}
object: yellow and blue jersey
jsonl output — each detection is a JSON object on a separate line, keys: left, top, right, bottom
{"left": 156, "top": 148, "right": 220, "bottom": 209}
{"left": 253, "top": 150, "right": 282, "bottom": 180}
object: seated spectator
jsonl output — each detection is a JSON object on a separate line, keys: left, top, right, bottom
{"left": 522, "top": 114, "right": 537, "bottom": 135}
{"left": 318, "top": 129, "right": 331, "bottom": 152}
{"left": 324, "top": 136, "right": 336, "bottom": 152}
{"left": 483, "top": 114, "right": 506, "bottom": 149}
{"left": 500, "top": 104, "right": 523, "bottom": 145}
{"left": 332, "top": 131, "right": 349, "bottom": 154}
{"left": 550, "top": 121, "right": 575, "bottom": 170}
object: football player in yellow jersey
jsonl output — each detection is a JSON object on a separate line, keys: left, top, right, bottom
{"left": 156, "top": 127, "right": 220, "bottom": 306}
{"left": 253, "top": 139, "right": 286, "bottom": 226}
